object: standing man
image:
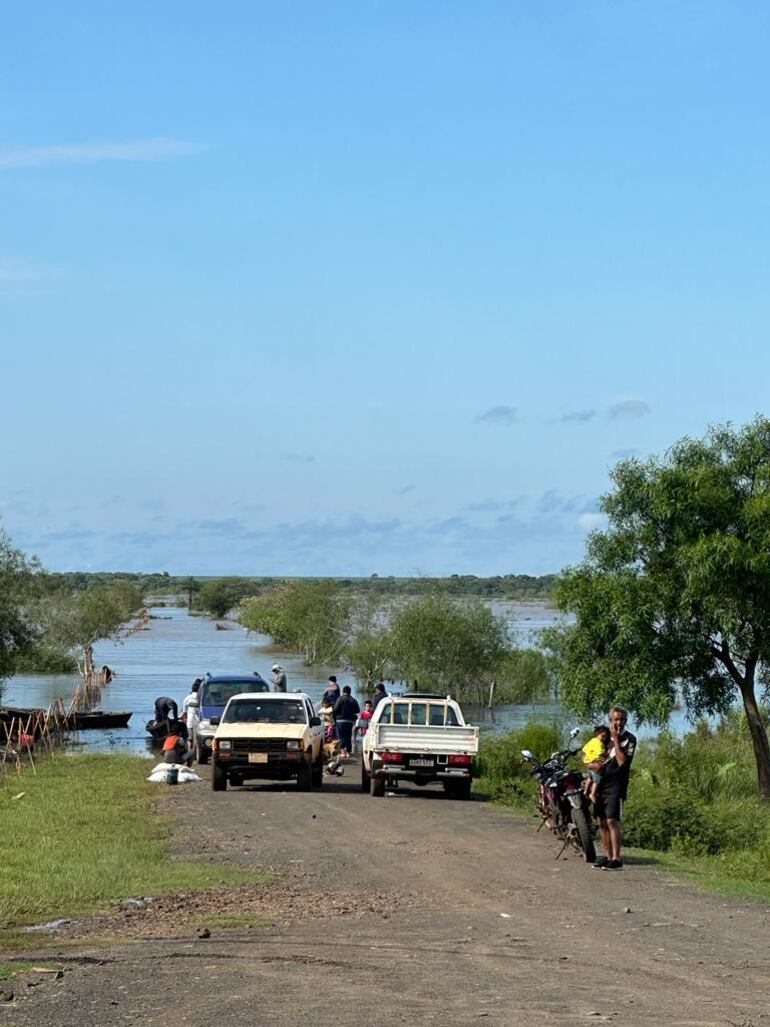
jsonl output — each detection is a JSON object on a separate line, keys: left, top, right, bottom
{"left": 333, "top": 686, "right": 360, "bottom": 759}
{"left": 321, "top": 675, "right": 341, "bottom": 707}
{"left": 271, "top": 664, "right": 288, "bottom": 692}
{"left": 182, "top": 678, "right": 202, "bottom": 741}
{"left": 593, "top": 705, "right": 637, "bottom": 871}
{"left": 371, "top": 681, "right": 387, "bottom": 710}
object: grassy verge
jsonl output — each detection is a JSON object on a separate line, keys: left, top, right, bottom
{"left": 0, "top": 754, "right": 263, "bottom": 932}
{"left": 476, "top": 715, "right": 770, "bottom": 904}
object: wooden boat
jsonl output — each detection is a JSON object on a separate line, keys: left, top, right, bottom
{"left": 0, "top": 705, "right": 46, "bottom": 727}
{"left": 66, "top": 710, "right": 132, "bottom": 730}
{"left": 0, "top": 706, "right": 132, "bottom": 731}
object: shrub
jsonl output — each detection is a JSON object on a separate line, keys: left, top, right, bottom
{"left": 476, "top": 720, "right": 563, "bottom": 804}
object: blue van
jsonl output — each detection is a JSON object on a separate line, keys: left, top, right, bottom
{"left": 193, "top": 672, "right": 269, "bottom": 763}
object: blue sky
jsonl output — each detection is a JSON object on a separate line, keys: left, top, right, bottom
{"left": 2, "top": 1, "right": 769, "bottom": 575}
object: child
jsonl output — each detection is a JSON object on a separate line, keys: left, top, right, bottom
{"left": 581, "top": 725, "right": 610, "bottom": 803}
{"left": 354, "top": 700, "right": 374, "bottom": 753}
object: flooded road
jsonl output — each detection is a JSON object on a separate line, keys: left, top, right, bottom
{"left": 3, "top": 602, "right": 567, "bottom": 753}
{"left": 3, "top": 600, "right": 694, "bottom": 749}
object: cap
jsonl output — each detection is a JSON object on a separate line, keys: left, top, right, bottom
{"left": 272, "top": 664, "right": 280, "bottom": 671}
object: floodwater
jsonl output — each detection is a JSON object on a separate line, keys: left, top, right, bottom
{"left": 3, "top": 601, "right": 688, "bottom": 752}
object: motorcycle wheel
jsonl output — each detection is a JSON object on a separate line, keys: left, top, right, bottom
{"left": 571, "top": 807, "right": 597, "bottom": 863}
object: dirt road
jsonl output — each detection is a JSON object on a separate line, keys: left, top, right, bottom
{"left": 3, "top": 769, "right": 769, "bottom": 1026}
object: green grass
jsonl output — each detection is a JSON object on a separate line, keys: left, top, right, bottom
{"left": 0, "top": 961, "right": 61, "bottom": 980}
{"left": 0, "top": 754, "right": 262, "bottom": 931}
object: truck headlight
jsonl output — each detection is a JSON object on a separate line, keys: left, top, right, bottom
{"left": 219, "top": 740, "right": 232, "bottom": 750}
{"left": 286, "top": 740, "right": 303, "bottom": 751}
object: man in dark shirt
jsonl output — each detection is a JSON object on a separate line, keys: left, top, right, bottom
{"left": 371, "top": 682, "right": 387, "bottom": 710}
{"left": 154, "top": 696, "right": 179, "bottom": 723}
{"left": 333, "top": 686, "right": 361, "bottom": 758}
{"left": 592, "top": 705, "right": 637, "bottom": 871}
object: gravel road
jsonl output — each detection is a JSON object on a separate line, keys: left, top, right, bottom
{"left": 2, "top": 767, "right": 769, "bottom": 1026}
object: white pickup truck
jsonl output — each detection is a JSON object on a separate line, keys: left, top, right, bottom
{"left": 361, "top": 693, "right": 478, "bottom": 799}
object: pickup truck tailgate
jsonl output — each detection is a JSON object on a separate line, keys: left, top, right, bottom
{"left": 373, "top": 724, "right": 479, "bottom": 754}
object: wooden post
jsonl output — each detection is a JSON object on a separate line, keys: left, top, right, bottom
{"left": 488, "top": 679, "right": 496, "bottom": 708}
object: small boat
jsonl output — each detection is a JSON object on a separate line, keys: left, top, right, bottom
{"left": 146, "top": 718, "right": 177, "bottom": 742}
{"left": 66, "top": 710, "right": 133, "bottom": 730}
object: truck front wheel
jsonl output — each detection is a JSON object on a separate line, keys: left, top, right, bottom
{"left": 297, "top": 761, "right": 313, "bottom": 791}
{"left": 211, "top": 762, "right": 227, "bottom": 791}
{"left": 196, "top": 741, "right": 210, "bottom": 765}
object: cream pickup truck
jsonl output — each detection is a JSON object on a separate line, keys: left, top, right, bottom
{"left": 210, "top": 692, "right": 324, "bottom": 792}
{"left": 361, "top": 693, "right": 478, "bottom": 799}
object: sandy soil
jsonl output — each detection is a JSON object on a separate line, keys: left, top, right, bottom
{"left": 2, "top": 765, "right": 769, "bottom": 1026}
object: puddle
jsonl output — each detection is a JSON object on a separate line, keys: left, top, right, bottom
{"left": 23, "top": 918, "right": 73, "bottom": 933}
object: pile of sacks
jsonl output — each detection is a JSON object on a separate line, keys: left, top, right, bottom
{"left": 147, "top": 762, "right": 201, "bottom": 784}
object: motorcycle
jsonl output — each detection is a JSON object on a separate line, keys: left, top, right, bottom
{"left": 521, "top": 727, "right": 597, "bottom": 864}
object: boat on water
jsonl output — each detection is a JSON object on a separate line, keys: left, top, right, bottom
{"left": 67, "top": 710, "right": 133, "bottom": 730}
{"left": 0, "top": 706, "right": 132, "bottom": 731}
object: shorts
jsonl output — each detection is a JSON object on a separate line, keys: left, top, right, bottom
{"left": 588, "top": 770, "right": 602, "bottom": 785}
{"left": 594, "top": 783, "right": 624, "bottom": 822}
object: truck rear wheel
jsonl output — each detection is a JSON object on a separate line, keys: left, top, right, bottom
{"left": 361, "top": 758, "right": 371, "bottom": 792}
{"left": 370, "top": 771, "right": 385, "bottom": 797}
{"left": 312, "top": 755, "right": 323, "bottom": 788}
{"left": 211, "top": 762, "right": 227, "bottom": 791}
{"left": 445, "top": 779, "right": 471, "bottom": 800}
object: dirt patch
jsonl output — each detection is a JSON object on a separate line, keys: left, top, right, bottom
{"left": 3, "top": 772, "right": 770, "bottom": 1026}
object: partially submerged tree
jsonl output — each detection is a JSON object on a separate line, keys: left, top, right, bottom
{"left": 40, "top": 581, "right": 144, "bottom": 686}
{"left": 390, "top": 592, "right": 511, "bottom": 704}
{"left": 240, "top": 580, "right": 352, "bottom": 665}
{"left": 343, "top": 595, "right": 399, "bottom": 688}
{"left": 0, "top": 524, "right": 39, "bottom": 700}
{"left": 551, "top": 417, "right": 770, "bottom": 798}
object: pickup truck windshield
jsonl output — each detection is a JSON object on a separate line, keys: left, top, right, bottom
{"left": 223, "top": 699, "right": 307, "bottom": 725}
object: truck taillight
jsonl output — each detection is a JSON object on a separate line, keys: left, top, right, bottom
{"left": 382, "top": 751, "right": 403, "bottom": 763}
{"left": 448, "top": 754, "right": 472, "bottom": 766}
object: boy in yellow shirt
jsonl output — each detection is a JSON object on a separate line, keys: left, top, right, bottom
{"left": 582, "top": 725, "right": 610, "bottom": 803}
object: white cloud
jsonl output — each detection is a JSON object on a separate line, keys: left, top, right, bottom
{"left": 578, "top": 512, "right": 605, "bottom": 531}
{"left": 608, "top": 399, "right": 651, "bottom": 420}
{"left": 0, "top": 137, "right": 204, "bottom": 170}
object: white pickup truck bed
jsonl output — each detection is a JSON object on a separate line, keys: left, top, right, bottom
{"left": 362, "top": 695, "right": 478, "bottom": 799}
{"left": 371, "top": 723, "right": 478, "bottom": 754}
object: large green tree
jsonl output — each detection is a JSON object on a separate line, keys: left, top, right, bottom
{"left": 0, "top": 524, "right": 39, "bottom": 699}
{"left": 240, "top": 580, "right": 352, "bottom": 665}
{"left": 390, "top": 592, "right": 511, "bottom": 704}
{"left": 551, "top": 417, "right": 770, "bottom": 798}
{"left": 39, "top": 581, "right": 144, "bottom": 686}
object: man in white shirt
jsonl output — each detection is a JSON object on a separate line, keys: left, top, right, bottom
{"left": 182, "top": 678, "right": 202, "bottom": 737}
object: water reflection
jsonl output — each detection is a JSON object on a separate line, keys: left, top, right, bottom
{"left": 4, "top": 601, "right": 689, "bottom": 751}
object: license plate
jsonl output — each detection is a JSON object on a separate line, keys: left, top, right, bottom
{"left": 248, "top": 752, "right": 268, "bottom": 763}
{"left": 410, "top": 758, "right": 433, "bottom": 768}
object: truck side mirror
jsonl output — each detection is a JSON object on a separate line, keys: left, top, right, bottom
{"left": 210, "top": 716, "right": 220, "bottom": 727}
{"left": 309, "top": 716, "right": 321, "bottom": 727}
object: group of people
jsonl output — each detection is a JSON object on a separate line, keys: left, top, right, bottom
{"left": 580, "top": 705, "right": 638, "bottom": 871}
{"left": 318, "top": 675, "right": 388, "bottom": 761}
{"left": 153, "top": 679, "right": 204, "bottom": 767}
{"left": 152, "top": 673, "right": 387, "bottom": 768}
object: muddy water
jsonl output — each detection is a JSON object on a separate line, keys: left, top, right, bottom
{"left": 4, "top": 601, "right": 686, "bottom": 751}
